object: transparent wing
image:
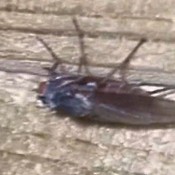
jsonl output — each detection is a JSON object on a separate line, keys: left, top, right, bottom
{"left": 90, "top": 92, "right": 175, "bottom": 125}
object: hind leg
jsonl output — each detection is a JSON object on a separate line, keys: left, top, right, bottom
{"left": 72, "top": 17, "right": 91, "bottom": 75}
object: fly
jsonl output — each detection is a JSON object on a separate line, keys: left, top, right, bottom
{"left": 36, "top": 17, "right": 175, "bottom": 125}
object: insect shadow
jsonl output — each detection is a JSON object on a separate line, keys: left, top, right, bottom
{"left": 35, "top": 17, "right": 175, "bottom": 129}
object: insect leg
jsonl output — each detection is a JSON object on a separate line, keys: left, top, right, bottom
{"left": 101, "top": 38, "right": 146, "bottom": 84}
{"left": 72, "top": 17, "right": 91, "bottom": 75}
{"left": 132, "top": 80, "right": 175, "bottom": 97}
{"left": 119, "top": 38, "right": 146, "bottom": 80}
{"left": 36, "top": 36, "right": 62, "bottom": 74}
{"left": 150, "top": 88, "right": 175, "bottom": 98}
{"left": 136, "top": 82, "right": 175, "bottom": 90}
{"left": 149, "top": 87, "right": 171, "bottom": 94}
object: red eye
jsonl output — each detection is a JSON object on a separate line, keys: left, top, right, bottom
{"left": 38, "top": 81, "right": 47, "bottom": 95}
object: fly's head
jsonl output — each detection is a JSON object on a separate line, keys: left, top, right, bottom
{"left": 37, "top": 81, "right": 48, "bottom": 106}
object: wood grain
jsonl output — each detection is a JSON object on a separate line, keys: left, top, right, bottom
{"left": 0, "top": 1, "right": 175, "bottom": 175}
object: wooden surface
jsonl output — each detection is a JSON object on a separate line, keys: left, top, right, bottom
{"left": 1, "top": 1, "right": 175, "bottom": 175}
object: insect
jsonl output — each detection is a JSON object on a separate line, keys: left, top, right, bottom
{"left": 36, "top": 17, "right": 175, "bottom": 125}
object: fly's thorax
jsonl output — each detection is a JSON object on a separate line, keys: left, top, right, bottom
{"left": 37, "top": 74, "right": 97, "bottom": 114}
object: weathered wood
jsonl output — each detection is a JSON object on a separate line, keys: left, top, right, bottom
{"left": 1, "top": 1, "right": 175, "bottom": 175}
{"left": 0, "top": 10, "right": 174, "bottom": 41}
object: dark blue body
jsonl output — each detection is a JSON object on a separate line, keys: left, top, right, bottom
{"left": 38, "top": 75, "right": 96, "bottom": 117}
{"left": 38, "top": 74, "right": 175, "bottom": 125}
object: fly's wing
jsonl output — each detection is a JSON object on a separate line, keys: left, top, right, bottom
{"left": 90, "top": 92, "right": 175, "bottom": 125}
